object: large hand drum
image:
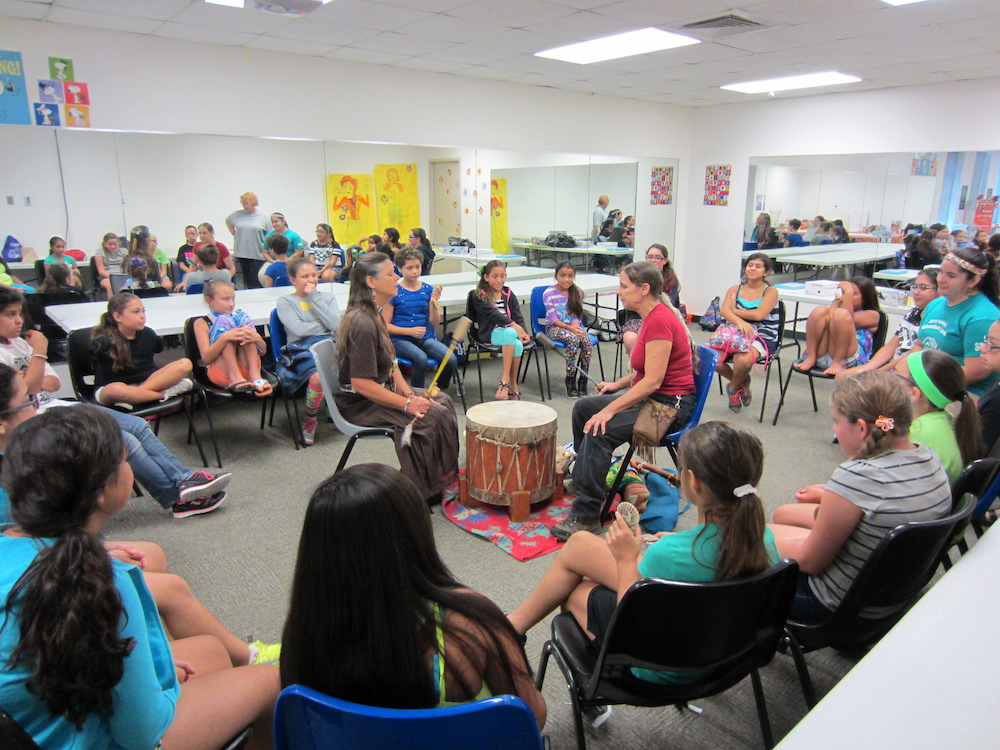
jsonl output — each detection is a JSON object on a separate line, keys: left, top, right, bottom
{"left": 465, "top": 401, "right": 558, "bottom": 521}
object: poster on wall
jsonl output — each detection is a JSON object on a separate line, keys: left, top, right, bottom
{"left": 48, "top": 56, "right": 74, "bottom": 81}
{"left": 911, "top": 153, "right": 937, "bottom": 177}
{"left": 704, "top": 164, "right": 731, "bottom": 206}
{"left": 649, "top": 166, "right": 673, "bottom": 205}
{"left": 959, "top": 185, "right": 969, "bottom": 211}
{"left": 490, "top": 178, "right": 508, "bottom": 253}
{"left": 33, "top": 102, "right": 59, "bottom": 126}
{"left": 974, "top": 197, "right": 998, "bottom": 233}
{"left": 374, "top": 163, "right": 420, "bottom": 233}
{"left": 63, "top": 81, "right": 89, "bottom": 105}
{"left": 63, "top": 104, "right": 89, "bottom": 128}
{"left": 37, "top": 79, "right": 64, "bottom": 103}
{"left": 328, "top": 173, "right": 376, "bottom": 243}
{"left": 0, "top": 51, "right": 31, "bottom": 125}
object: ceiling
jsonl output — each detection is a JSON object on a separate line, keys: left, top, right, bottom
{"left": 4, "top": 0, "right": 1000, "bottom": 107}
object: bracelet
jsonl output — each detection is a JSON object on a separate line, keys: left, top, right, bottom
{"left": 31, "top": 353, "right": 47, "bottom": 361}
{"left": 403, "top": 396, "right": 412, "bottom": 414}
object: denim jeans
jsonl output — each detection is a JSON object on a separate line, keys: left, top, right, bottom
{"left": 102, "top": 407, "right": 190, "bottom": 509}
{"left": 568, "top": 392, "right": 695, "bottom": 524}
{"left": 393, "top": 337, "right": 455, "bottom": 389}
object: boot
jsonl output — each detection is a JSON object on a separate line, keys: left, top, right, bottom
{"left": 576, "top": 372, "right": 589, "bottom": 397}
{"left": 565, "top": 376, "right": 579, "bottom": 398}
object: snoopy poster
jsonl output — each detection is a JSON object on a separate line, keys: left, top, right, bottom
{"left": 34, "top": 102, "right": 59, "bottom": 126}
{"left": 48, "top": 57, "right": 74, "bottom": 81}
{"left": 37, "top": 79, "right": 64, "bottom": 103}
{"left": 374, "top": 163, "right": 420, "bottom": 232}
{"left": 0, "top": 50, "right": 31, "bottom": 125}
{"left": 63, "top": 104, "right": 89, "bottom": 128}
{"left": 63, "top": 81, "right": 89, "bottom": 105}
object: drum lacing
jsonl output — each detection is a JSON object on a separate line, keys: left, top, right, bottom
{"left": 476, "top": 436, "right": 524, "bottom": 486}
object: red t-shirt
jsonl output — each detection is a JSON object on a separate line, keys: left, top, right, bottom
{"left": 630, "top": 303, "right": 695, "bottom": 395}
{"left": 193, "top": 240, "right": 231, "bottom": 261}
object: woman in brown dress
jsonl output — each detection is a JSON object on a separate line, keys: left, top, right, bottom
{"left": 334, "top": 252, "right": 459, "bottom": 503}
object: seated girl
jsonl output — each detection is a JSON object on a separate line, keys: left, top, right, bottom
{"left": 42, "top": 236, "right": 82, "bottom": 288}
{"left": 275, "top": 257, "right": 340, "bottom": 446}
{"left": 714, "top": 252, "right": 780, "bottom": 413}
{"left": 621, "top": 244, "right": 680, "bottom": 357}
{"left": 384, "top": 248, "right": 454, "bottom": 391}
{"left": 308, "top": 222, "right": 347, "bottom": 282}
{"left": 175, "top": 243, "right": 231, "bottom": 292}
{"left": 543, "top": 262, "right": 593, "bottom": 397}
{"left": 94, "top": 232, "right": 127, "bottom": 297}
{"left": 896, "top": 349, "right": 983, "bottom": 484}
{"left": 192, "top": 278, "right": 273, "bottom": 396}
{"left": 123, "top": 255, "right": 162, "bottom": 290}
{"left": 793, "top": 276, "right": 882, "bottom": 375}
{"left": 128, "top": 225, "right": 172, "bottom": 291}
{"left": 89, "top": 292, "right": 194, "bottom": 407}
{"left": 770, "top": 372, "right": 951, "bottom": 624}
{"left": 469, "top": 260, "right": 530, "bottom": 400}
{"left": 37, "top": 261, "right": 87, "bottom": 299}
{"left": 281, "top": 464, "right": 545, "bottom": 729}
{"left": 0, "top": 406, "right": 279, "bottom": 749}
{"left": 510, "top": 421, "right": 779, "bottom": 698}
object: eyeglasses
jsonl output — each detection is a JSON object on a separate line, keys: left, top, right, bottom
{"left": 912, "top": 284, "right": 937, "bottom": 292}
{"left": 0, "top": 393, "right": 39, "bottom": 416}
{"left": 977, "top": 339, "right": 1000, "bottom": 354}
{"left": 645, "top": 255, "right": 665, "bottom": 261}
{"left": 891, "top": 370, "right": 917, "bottom": 387}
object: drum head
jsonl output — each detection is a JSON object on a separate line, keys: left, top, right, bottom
{"left": 466, "top": 401, "right": 558, "bottom": 430}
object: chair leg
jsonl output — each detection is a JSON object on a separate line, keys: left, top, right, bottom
{"left": 758, "top": 356, "right": 778, "bottom": 424}
{"left": 772, "top": 363, "right": 796, "bottom": 426}
{"left": 336, "top": 435, "right": 360, "bottom": 472}
{"left": 596, "top": 340, "right": 605, "bottom": 381}
{"left": 542, "top": 347, "right": 552, "bottom": 401}
{"left": 475, "top": 350, "right": 484, "bottom": 403}
{"left": 198, "top": 389, "right": 224, "bottom": 468}
{"left": 259, "top": 398, "right": 267, "bottom": 430}
{"left": 749, "top": 667, "right": 774, "bottom": 749}
{"left": 785, "top": 630, "right": 817, "bottom": 709}
{"left": 453, "top": 370, "right": 467, "bottom": 412}
{"left": 601, "top": 442, "right": 637, "bottom": 523}
{"left": 280, "top": 391, "right": 301, "bottom": 450}
{"left": 807, "top": 372, "right": 818, "bottom": 412}
{"left": 544, "top": 642, "right": 588, "bottom": 750}
{"left": 183, "top": 398, "right": 209, "bottom": 467}
{"left": 534, "top": 346, "right": 545, "bottom": 402}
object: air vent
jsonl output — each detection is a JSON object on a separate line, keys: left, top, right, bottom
{"left": 678, "top": 13, "right": 778, "bottom": 40}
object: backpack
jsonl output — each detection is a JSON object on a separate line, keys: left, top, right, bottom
{"left": 699, "top": 296, "right": 722, "bottom": 331}
{"left": 447, "top": 236, "right": 476, "bottom": 250}
{"left": 544, "top": 231, "right": 576, "bottom": 248}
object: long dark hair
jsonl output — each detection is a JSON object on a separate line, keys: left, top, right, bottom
{"left": 677, "top": 422, "right": 770, "bottom": 581}
{"left": 92, "top": 292, "right": 140, "bottom": 372}
{"left": 850, "top": 276, "right": 881, "bottom": 312}
{"left": 755, "top": 213, "right": 773, "bottom": 249}
{"left": 2, "top": 406, "right": 130, "bottom": 730}
{"left": 553, "top": 262, "right": 583, "bottom": 320}
{"left": 337, "top": 253, "right": 394, "bottom": 365}
{"left": 476, "top": 259, "right": 506, "bottom": 300}
{"left": 38, "top": 262, "right": 74, "bottom": 293}
{"left": 951, "top": 245, "right": 999, "bottom": 306}
{"left": 410, "top": 227, "right": 431, "bottom": 250}
{"left": 648, "top": 243, "right": 678, "bottom": 295}
{"left": 281, "top": 465, "right": 530, "bottom": 707}
{"left": 316, "top": 223, "right": 340, "bottom": 249}
{"left": 912, "top": 349, "right": 984, "bottom": 465}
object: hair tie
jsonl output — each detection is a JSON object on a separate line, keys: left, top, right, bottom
{"left": 733, "top": 484, "right": 758, "bottom": 498}
{"left": 908, "top": 350, "right": 953, "bottom": 409}
{"left": 129, "top": 257, "right": 147, "bottom": 268}
{"left": 945, "top": 251, "right": 986, "bottom": 277}
{"left": 478, "top": 264, "right": 487, "bottom": 277}
{"left": 874, "top": 416, "right": 894, "bottom": 432}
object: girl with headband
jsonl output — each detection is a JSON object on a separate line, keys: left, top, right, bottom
{"left": 771, "top": 371, "right": 951, "bottom": 624}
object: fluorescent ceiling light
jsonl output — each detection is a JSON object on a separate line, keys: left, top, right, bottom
{"left": 535, "top": 27, "right": 699, "bottom": 65}
{"left": 880, "top": 0, "right": 933, "bottom": 6}
{"left": 206, "top": 0, "right": 245, "bottom": 7}
{"left": 721, "top": 71, "right": 862, "bottom": 94}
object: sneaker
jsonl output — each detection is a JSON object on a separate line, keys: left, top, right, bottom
{"left": 726, "top": 385, "right": 742, "bottom": 413}
{"left": 551, "top": 518, "right": 605, "bottom": 541}
{"left": 172, "top": 491, "right": 226, "bottom": 519}
{"left": 160, "top": 378, "right": 194, "bottom": 402}
{"left": 583, "top": 704, "right": 613, "bottom": 729}
{"left": 248, "top": 640, "right": 282, "bottom": 666}
{"left": 178, "top": 470, "right": 233, "bottom": 503}
{"left": 301, "top": 416, "right": 318, "bottom": 446}
{"left": 739, "top": 383, "right": 753, "bottom": 408}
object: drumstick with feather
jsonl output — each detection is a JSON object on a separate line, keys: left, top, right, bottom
{"left": 401, "top": 316, "right": 472, "bottom": 447}
{"left": 533, "top": 331, "right": 602, "bottom": 386}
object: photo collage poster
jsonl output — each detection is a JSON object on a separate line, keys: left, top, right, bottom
{"left": 704, "top": 164, "right": 731, "bottom": 206}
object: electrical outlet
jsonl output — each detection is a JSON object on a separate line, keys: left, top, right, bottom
{"left": 4, "top": 196, "right": 12, "bottom": 206}
{"left": 23, "top": 196, "right": 31, "bottom": 207}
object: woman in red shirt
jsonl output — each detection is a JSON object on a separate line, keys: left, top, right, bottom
{"left": 552, "top": 261, "right": 697, "bottom": 541}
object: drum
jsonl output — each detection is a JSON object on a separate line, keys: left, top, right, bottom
{"left": 465, "top": 401, "right": 558, "bottom": 509}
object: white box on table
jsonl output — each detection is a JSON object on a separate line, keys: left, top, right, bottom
{"left": 804, "top": 280, "right": 840, "bottom": 296}
{"left": 877, "top": 286, "right": 907, "bottom": 307}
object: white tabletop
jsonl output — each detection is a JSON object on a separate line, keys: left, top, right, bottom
{"left": 511, "top": 241, "right": 633, "bottom": 257}
{"left": 777, "top": 245, "right": 899, "bottom": 267}
{"left": 775, "top": 526, "right": 1000, "bottom": 750}
{"left": 427, "top": 266, "right": 550, "bottom": 286}
{"left": 873, "top": 268, "right": 920, "bottom": 282}
{"left": 432, "top": 248, "right": 527, "bottom": 266}
{"left": 742, "top": 243, "right": 905, "bottom": 260}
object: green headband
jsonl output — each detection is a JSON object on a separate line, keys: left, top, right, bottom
{"left": 909, "top": 351, "right": 952, "bottom": 409}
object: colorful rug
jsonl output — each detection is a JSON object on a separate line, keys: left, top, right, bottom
{"left": 441, "top": 479, "right": 572, "bottom": 561}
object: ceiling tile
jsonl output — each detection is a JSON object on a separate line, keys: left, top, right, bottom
{"left": 719, "top": 25, "right": 836, "bottom": 54}
{"left": 446, "top": 0, "right": 576, "bottom": 28}
{"left": 367, "top": 0, "right": 468, "bottom": 11}
{"left": 521, "top": 10, "right": 635, "bottom": 42}
{"left": 322, "top": 46, "right": 411, "bottom": 64}
{"left": 542, "top": 0, "right": 621, "bottom": 9}
{"left": 55, "top": 0, "right": 190, "bottom": 22}
{"left": 169, "top": 1, "right": 295, "bottom": 34}
{"left": 245, "top": 35, "right": 336, "bottom": 55}
{"left": 267, "top": 18, "right": 378, "bottom": 45}
{"left": 153, "top": 20, "right": 258, "bottom": 46}
{"left": 0, "top": 0, "right": 48, "bottom": 20}
{"left": 423, "top": 43, "right": 518, "bottom": 65}
{"left": 392, "top": 56, "right": 469, "bottom": 73}
{"left": 458, "top": 65, "right": 521, "bottom": 80}
{"left": 730, "top": 0, "right": 880, "bottom": 26}
{"left": 897, "top": 0, "right": 1000, "bottom": 24}
{"left": 305, "top": 0, "right": 433, "bottom": 30}
{"left": 47, "top": 5, "right": 162, "bottom": 33}
{"left": 476, "top": 28, "right": 577, "bottom": 53}
{"left": 593, "top": 0, "right": 735, "bottom": 27}
{"left": 391, "top": 13, "right": 510, "bottom": 42}
{"left": 350, "top": 31, "right": 453, "bottom": 56}
{"left": 507, "top": 72, "right": 579, "bottom": 86}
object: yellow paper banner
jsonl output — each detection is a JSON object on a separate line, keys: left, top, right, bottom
{"left": 374, "top": 163, "right": 420, "bottom": 234}
{"left": 490, "top": 177, "right": 508, "bottom": 254}
{"left": 328, "top": 173, "right": 376, "bottom": 245}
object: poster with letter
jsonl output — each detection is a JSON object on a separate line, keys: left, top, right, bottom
{"left": 64, "top": 104, "right": 89, "bottom": 128}
{"left": 374, "top": 163, "right": 420, "bottom": 233}
{"left": 48, "top": 57, "right": 74, "bottom": 81}
{"left": 328, "top": 173, "right": 376, "bottom": 243}
{"left": 704, "top": 164, "right": 731, "bottom": 206}
{"left": 34, "top": 102, "right": 59, "bottom": 126}
{"left": 490, "top": 178, "right": 508, "bottom": 253}
{"left": 650, "top": 166, "right": 673, "bottom": 205}
{"left": 0, "top": 50, "right": 31, "bottom": 125}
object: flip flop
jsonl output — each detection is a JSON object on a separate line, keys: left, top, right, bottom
{"left": 252, "top": 379, "right": 273, "bottom": 397}
{"left": 228, "top": 381, "right": 256, "bottom": 394}
{"left": 509, "top": 391, "right": 522, "bottom": 401}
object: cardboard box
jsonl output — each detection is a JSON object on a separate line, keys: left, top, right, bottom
{"left": 877, "top": 286, "right": 907, "bottom": 307}
{"left": 804, "top": 280, "right": 840, "bottom": 295}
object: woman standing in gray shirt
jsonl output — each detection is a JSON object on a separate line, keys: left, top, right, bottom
{"left": 226, "top": 191, "right": 270, "bottom": 289}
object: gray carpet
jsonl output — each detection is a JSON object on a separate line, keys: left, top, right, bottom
{"left": 91, "top": 326, "right": 870, "bottom": 749}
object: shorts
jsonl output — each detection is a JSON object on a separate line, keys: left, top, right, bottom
{"left": 208, "top": 362, "right": 251, "bottom": 388}
{"left": 585, "top": 584, "right": 618, "bottom": 646}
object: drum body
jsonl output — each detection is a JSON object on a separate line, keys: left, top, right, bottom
{"left": 465, "top": 401, "right": 558, "bottom": 506}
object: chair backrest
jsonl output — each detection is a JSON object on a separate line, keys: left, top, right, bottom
{"left": 773, "top": 299, "right": 787, "bottom": 339}
{"left": 133, "top": 286, "right": 169, "bottom": 299}
{"left": 109, "top": 273, "right": 130, "bottom": 294}
{"left": 953, "top": 458, "right": 1000, "bottom": 513}
{"left": 269, "top": 308, "right": 287, "bottom": 353}
{"left": 800, "top": 494, "right": 974, "bottom": 637}
{"left": 186, "top": 282, "right": 205, "bottom": 295}
{"left": 529, "top": 285, "right": 547, "bottom": 337}
{"left": 273, "top": 276, "right": 292, "bottom": 288}
{"left": 23, "top": 290, "right": 87, "bottom": 345}
{"left": 465, "top": 290, "right": 485, "bottom": 344}
{"left": 274, "top": 684, "right": 543, "bottom": 750}
{"left": 590, "top": 560, "right": 798, "bottom": 694}
{"left": 972, "top": 468, "right": 1000, "bottom": 520}
{"left": 872, "top": 310, "right": 890, "bottom": 352}
{"left": 66, "top": 327, "right": 97, "bottom": 402}
{"left": 667, "top": 344, "right": 718, "bottom": 442}
{"left": 88, "top": 256, "right": 102, "bottom": 293}
{"left": 33, "top": 259, "right": 45, "bottom": 284}
{"left": 0, "top": 708, "right": 41, "bottom": 750}
{"left": 309, "top": 338, "right": 359, "bottom": 436}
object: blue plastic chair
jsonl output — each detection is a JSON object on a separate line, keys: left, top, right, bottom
{"left": 185, "top": 282, "right": 205, "bottom": 295}
{"left": 266, "top": 308, "right": 305, "bottom": 448}
{"left": 274, "top": 684, "right": 545, "bottom": 750}
{"left": 526, "top": 284, "right": 603, "bottom": 399}
{"left": 601, "top": 345, "right": 718, "bottom": 522}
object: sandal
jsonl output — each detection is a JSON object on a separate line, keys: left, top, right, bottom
{"left": 509, "top": 390, "right": 522, "bottom": 401}
{"left": 252, "top": 378, "right": 273, "bottom": 397}
{"left": 228, "top": 381, "right": 256, "bottom": 394}
{"left": 495, "top": 382, "right": 509, "bottom": 400}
